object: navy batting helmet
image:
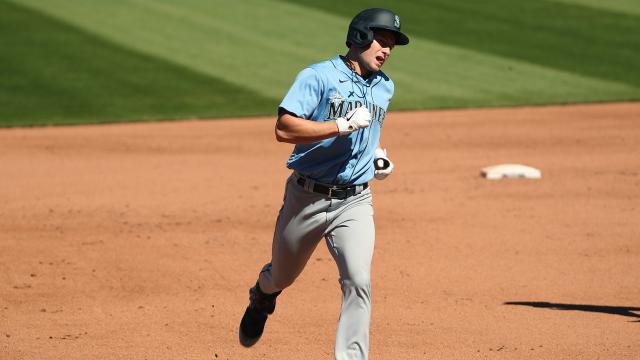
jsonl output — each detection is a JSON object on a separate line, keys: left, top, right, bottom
{"left": 346, "top": 8, "right": 410, "bottom": 48}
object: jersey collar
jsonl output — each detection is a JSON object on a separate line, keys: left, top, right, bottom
{"left": 332, "top": 55, "right": 376, "bottom": 85}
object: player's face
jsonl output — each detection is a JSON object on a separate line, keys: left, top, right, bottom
{"left": 358, "top": 31, "right": 396, "bottom": 75}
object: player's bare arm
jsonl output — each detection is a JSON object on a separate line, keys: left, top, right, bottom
{"left": 275, "top": 109, "right": 339, "bottom": 144}
{"left": 276, "top": 107, "right": 372, "bottom": 144}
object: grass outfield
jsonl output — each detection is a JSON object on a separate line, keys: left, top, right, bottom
{"left": 1, "top": 0, "right": 639, "bottom": 126}
{"left": 0, "top": 1, "right": 276, "bottom": 127}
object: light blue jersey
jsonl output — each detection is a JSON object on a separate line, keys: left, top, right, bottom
{"left": 279, "top": 55, "right": 394, "bottom": 185}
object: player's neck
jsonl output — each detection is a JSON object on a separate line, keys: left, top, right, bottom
{"left": 343, "top": 53, "right": 371, "bottom": 79}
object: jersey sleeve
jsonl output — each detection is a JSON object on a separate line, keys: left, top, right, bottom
{"left": 279, "top": 67, "right": 324, "bottom": 120}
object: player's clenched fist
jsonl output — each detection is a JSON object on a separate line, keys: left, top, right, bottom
{"left": 336, "top": 106, "right": 371, "bottom": 135}
{"left": 373, "top": 148, "right": 394, "bottom": 180}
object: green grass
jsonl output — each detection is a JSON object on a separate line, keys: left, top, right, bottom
{"left": 551, "top": 0, "right": 640, "bottom": 15}
{"left": 0, "top": 0, "right": 276, "bottom": 127}
{"left": 278, "top": 0, "right": 640, "bottom": 109}
{"left": 284, "top": 0, "right": 640, "bottom": 88}
{"left": 1, "top": 0, "right": 639, "bottom": 127}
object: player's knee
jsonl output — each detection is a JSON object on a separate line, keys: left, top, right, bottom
{"left": 341, "top": 271, "right": 371, "bottom": 291}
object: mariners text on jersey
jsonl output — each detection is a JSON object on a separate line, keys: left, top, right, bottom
{"left": 327, "top": 96, "right": 387, "bottom": 127}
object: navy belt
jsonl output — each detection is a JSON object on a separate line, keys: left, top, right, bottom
{"left": 295, "top": 176, "right": 368, "bottom": 200}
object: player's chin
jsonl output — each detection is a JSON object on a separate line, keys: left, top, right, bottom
{"left": 368, "top": 61, "right": 383, "bottom": 72}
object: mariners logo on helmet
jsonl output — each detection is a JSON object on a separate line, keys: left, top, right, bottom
{"left": 394, "top": 15, "right": 400, "bottom": 28}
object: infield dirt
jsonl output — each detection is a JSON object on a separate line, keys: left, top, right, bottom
{"left": 1, "top": 103, "right": 639, "bottom": 359}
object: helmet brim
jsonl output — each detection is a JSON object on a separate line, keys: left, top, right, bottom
{"left": 371, "top": 26, "right": 410, "bottom": 46}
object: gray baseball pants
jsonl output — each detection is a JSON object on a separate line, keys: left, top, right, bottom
{"left": 258, "top": 172, "right": 375, "bottom": 360}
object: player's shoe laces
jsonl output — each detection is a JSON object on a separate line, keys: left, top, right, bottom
{"left": 239, "top": 282, "right": 281, "bottom": 347}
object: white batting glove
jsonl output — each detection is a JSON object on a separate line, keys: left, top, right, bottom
{"left": 374, "top": 148, "right": 394, "bottom": 180}
{"left": 335, "top": 106, "right": 371, "bottom": 136}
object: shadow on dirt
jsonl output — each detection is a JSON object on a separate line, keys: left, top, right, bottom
{"left": 504, "top": 301, "right": 640, "bottom": 322}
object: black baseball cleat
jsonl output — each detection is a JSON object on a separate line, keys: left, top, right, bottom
{"left": 239, "top": 282, "right": 281, "bottom": 347}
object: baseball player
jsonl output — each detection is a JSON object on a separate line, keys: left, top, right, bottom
{"left": 239, "top": 8, "right": 409, "bottom": 360}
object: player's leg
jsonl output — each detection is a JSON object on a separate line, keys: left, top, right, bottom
{"left": 240, "top": 174, "right": 330, "bottom": 346}
{"left": 324, "top": 190, "right": 375, "bottom": 360}
{"left": 259, "top": 175, "right": 331, "bottom": 293}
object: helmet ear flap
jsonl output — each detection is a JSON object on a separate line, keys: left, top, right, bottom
{"left": 360, "top": 28, "right": 374, "bottom": 47}
{"left": 348, "top": 27, "right": 374, "bottom": 48}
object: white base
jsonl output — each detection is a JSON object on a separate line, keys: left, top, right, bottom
{"left": 481, "top": 164, "right": 542, "bottom": 180}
